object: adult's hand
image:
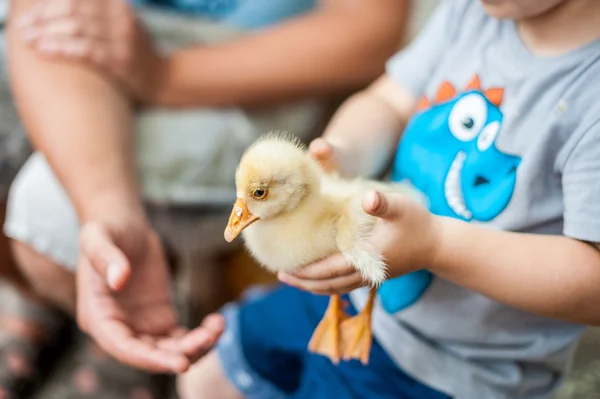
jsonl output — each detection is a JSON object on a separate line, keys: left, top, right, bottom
{"left": 77, "top": 219, "right": 224, "bottom": 373}
{"left": 18, "top": 0, "right": 166, "bottom": 103}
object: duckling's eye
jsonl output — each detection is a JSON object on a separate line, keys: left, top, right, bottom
{"left": 251, "top": 188, "right": 268, "bottom": 200}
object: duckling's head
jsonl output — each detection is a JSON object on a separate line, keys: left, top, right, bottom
{"left": 224, "top": 132, "right": 321, "bottom": 242}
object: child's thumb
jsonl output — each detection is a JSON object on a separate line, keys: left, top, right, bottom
{"left": 363, "top": 191, "right": 404, "bottom": 220}
{"left": 309, "top": 138, "right": 337, "bottom": 172}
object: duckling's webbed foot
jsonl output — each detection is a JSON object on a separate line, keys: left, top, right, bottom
{"left": 340, "top": 288, "right": 376, "bottom": 365}
{"left": 308, "top": 295, "right": 349, "bottom": 364}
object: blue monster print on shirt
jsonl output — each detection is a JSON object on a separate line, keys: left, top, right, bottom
{"left": 378, "top": 75, "right": 521, "bottom": 314}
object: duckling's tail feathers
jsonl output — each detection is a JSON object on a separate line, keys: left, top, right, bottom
{"left": 343, "top": 244, "right": 388, "bottom": 287}
{"left": 336, "top": 203, "right": 388, "bottom": 287}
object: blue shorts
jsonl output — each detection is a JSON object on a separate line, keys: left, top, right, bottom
{"left": 217, "top": 285, "right": 452, "bottom": 399}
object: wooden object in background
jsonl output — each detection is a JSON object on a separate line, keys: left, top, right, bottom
{"left": 224, "top": 249, "right": 277, "bottom": 300}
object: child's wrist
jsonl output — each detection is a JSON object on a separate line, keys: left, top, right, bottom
{"left": 427, "top": 216, "right": 462, "bottom": 274}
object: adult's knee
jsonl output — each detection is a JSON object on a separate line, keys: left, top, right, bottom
{"left": 3, "top": 153, "right": 80, "bottom": 312}
{"left": 10, "top": 239, "right": 75, "bottom": 313}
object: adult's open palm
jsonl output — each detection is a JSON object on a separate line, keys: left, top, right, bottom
{"left": 76, "top": 222, "right": 224, "bottom": 373}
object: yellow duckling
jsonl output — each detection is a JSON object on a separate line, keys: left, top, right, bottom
{"left": 224, "top": 133, "right": 421, "bottom": 365}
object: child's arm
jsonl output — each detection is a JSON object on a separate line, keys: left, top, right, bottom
{"left": 432, "top": 120, "right": 600, "bottom": 325}
{"left": 311, "top": 75, "right": 417, "bottom": 178}
{"left": 310, "top": 0, "right": 467, "bottom": 178}
{"left": 432, "top": 217, "right": 600, "bottom": 325}
{"left": 298, "top": 113, "right": 600, "bottom": 327}
{"left": 284, "top": 188, "right": 600, "bottom": 326}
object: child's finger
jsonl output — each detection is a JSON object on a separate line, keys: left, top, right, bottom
{"left": 292, "top": 254, "right": 354, "bottom": 280}
{"left": 279, "top": 271, "right": 363, "bottom": 295}
{"left": 309, "top": 138, "right": 339, "bottom": 172}
{"left": 363, "top": 191, "right": 407, "bottom": 221}
{"left": 309, "top": 138, "right": 332, "bottom": 158}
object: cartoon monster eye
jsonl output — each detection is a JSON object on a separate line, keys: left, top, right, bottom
{"left": 251, "top": 188, "right": 268, "bottom": 200}
{"left": 477, "top": 121, "right": 500, "bottom": 152}
{"left": 448, "top": 94, "right": 487, "bottom": 142}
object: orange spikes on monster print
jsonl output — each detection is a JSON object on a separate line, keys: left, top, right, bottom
{"left": 417, "top": 96, "right": 431, "bottom": 111}
{"left": 484, "top": 88, "right": 504, "bottom": 106}
{"left": 416, "top": 76, "right": 504, "bottom": 111}
{"left": 465, "top": 74, "right": 482, "bottom": 90}
{"left": 435, "top": 81, "right": 457, "bottom": 103}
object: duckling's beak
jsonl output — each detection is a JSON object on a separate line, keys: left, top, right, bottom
{"left": 224, "top": 198, "right": 259, "bottom": 242}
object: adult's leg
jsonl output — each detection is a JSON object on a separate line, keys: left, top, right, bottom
{"left": 0, "top": 154, "right": 79, "bottom": 397}
{"left": 5, "top": 154, "right": 79, "bottom": 312}
{"left": 0, "top": 42, "right": 71, "bottom": 395}
{"left": 4, "top": 153, "right": 171, "bottom": 399}
{"left": 0, "top": 203, "right": 28, "bottom": 289}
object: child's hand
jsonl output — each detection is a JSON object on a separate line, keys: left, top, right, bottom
{"left": 278, "top": 191, "right": 441, "bottom": 295}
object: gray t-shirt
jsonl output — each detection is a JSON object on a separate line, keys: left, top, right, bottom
{"left": 349, "top": 0, "right": 600, "bottom": 398}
